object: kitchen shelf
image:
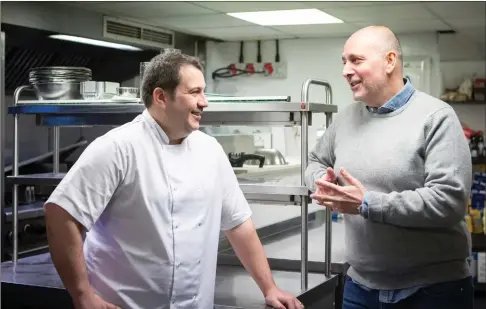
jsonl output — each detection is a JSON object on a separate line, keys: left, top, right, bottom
{"left": 8, "top": 101, "right": 337, "bottom": 127}
{"left": 7, "top": 173, "right": 310, "bottom": 196}
{"left": 8, "top": 101, "right": 337, "bottom": 113}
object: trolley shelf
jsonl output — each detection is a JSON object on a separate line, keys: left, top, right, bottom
{"left": 8, "top": 101, "right": 337, "bottom": 114}
{"left": 7, "top": 78, "right": 336, "bottom": 289}
{"left": 8, "top": 101, "right": 337, "bottom": 127}
{"left": 7, "top": 173, "right": 310, "bottom": 196}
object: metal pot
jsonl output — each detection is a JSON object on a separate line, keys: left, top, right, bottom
{"left": 246, "top": 148, "right": 288, "bottom": 166}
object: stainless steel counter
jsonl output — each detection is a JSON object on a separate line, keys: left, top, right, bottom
{"left": 1, "top": 253, "right": 339, "bottom": 309}
{"left": 263, "top": 220, "right": 347, "bottom": 264}
{"left": 1, "top": 203, "right": 344, "bottom": 308}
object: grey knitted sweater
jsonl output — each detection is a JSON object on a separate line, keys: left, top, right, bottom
{"left": 305, "top": 91, "right": 472, "bottom": 289}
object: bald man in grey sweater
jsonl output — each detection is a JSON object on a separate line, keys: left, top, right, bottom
{"left": 306, "top": 26, "right": 474, "bottom": 309}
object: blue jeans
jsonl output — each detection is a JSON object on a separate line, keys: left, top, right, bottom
{"left": 342, "top": 276, "right": 474, "bottom": 309}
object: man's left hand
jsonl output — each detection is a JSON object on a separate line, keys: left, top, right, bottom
{"left": 310, "top": 168, "right": 365, "bottom": 215}
{"left": 264, "top": 286, "right": 304, "bottom": 309}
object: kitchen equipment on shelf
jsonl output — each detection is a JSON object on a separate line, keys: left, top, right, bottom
{"left": 140, "top": 62, "right": 150, "bottom": 82}
{"left": 29, "top": 66, "right": 92, "bottom": 100}
{"left": 80, "top": 81, "right": 119, "bottom": 100}
{"left": 117, "top": 87, "right": 139, "bottom": 98}
{"left": 139, "top": 62, "right": 150, "bottom": 97}
{"left": 246, "top": 148, "right": 288, "bottom": 166}
{"left": 228, "top": 152, "right": 265, "bottom": 168}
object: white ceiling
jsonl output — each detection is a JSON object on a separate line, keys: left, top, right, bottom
{"left": 66, "top": 1, "right": 485, "bottom": 46}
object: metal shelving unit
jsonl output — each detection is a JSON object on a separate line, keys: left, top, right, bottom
{"left": 7, "top": 79, "right": 337, "bottom": 291}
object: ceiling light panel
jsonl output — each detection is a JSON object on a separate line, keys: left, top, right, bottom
{"left": 227, "top": 9, "right": 343, "bottom": 26}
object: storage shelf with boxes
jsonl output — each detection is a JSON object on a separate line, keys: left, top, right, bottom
{"left": 467, "top": 172, "right": 486, "bottom": 292}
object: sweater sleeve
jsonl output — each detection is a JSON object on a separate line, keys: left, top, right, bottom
{"left": 364, "top": 107, "right": 472, "bottom": 228}
{"left": 305, "top": 123, "right": 337, "bottom": 193}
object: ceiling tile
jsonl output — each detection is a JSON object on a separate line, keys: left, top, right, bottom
{"left": 67, "top": 1, "right": 217, "bottom": 18}
{"left": 147, "top": 14, "right": 254, "bottom": 30}
{"left": 447, "top": 18, "right": 486, "bottom": 30}
{"left": 306, "top": 1, "right": 408, "bottom": 9}
{"left": 355, "top": 19, "right": 451, "bottom": 34}
{"left": 323, "top": 3, "right": 433, "bottom": 23}
{"left": 191, "top": 1, "right": 310, "bottom": 13}
{"left": 272, "top": 23, "right": 360, "bottom": 37}
{"left": 425, "top": 2, "right": 486, "bottom": 19}
{"left": 188, "top": 26, "right": 296, "bottom": 41}
{"left": 454, "top": 26, "right": 486, "bottom": 45}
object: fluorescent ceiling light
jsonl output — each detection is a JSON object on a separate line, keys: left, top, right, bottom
{"left": 227, "top": 8, "right": 343, "bottom": 26}
{"left": 49, "top": 34, "right": 143, "bottom": 51}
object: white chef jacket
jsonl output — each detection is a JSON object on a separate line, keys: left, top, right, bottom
{"left": 45, "top": 109, "right": 252, "bottom": 309}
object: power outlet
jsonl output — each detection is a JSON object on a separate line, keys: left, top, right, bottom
{"left": 245, "top": 63, "right": 256, "bottom": 76}
{"left": 272, "top": 62, "right": 287, "bottom": 79}
{"left": 235, "top": 63, "right": 246, "bottom": 76}
{"left": 254, "top": 63, "right": 264, "bottom": 75}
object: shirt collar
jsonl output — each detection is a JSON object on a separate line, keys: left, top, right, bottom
{"left": 142, "top": 109, "right": 170, "bottom": 145}
{"left": 142, "top": 109, "right": 193, "bottom": 148}
{"left": 366, "top": 78, "right": 416, "bottom": 114}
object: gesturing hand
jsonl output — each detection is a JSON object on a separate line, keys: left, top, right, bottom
{"left": 314, "top": 167, "right": 337, "bottom": 197}
{"left": 310, "top": 168, "right": 366, "bottom": 215}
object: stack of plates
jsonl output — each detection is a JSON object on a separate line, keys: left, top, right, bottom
{"left": 28, "top": 66, "right": 92, "bottom": 101}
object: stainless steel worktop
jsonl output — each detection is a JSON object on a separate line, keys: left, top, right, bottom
{"left": 1, "top": 253, "right": 338, "bottom": 309}
{"left": 263, "top": 220, "right": 346, "bottom": 264}
{"left": 1, "top": 203, "right": 344, "bottom": 308}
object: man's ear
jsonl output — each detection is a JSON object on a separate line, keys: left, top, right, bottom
{"left": 152, "top": 87, "right": 168, "bottom": 109}
{"left": 385, "top": 51, "right": 397, "bottom": 74}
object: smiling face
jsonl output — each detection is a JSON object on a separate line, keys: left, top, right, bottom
{"left": 152, "top": 64, "right": 208, "bottom": 143}
{"left": 167, "top": 64, "right": 208, "bottom": 134}
{"left": 342, "top": 27, "right": 402, "bottom": 107}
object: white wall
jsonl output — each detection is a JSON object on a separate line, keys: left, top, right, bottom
{"left": 205, "top": 33, "right": 442, "bottom": 158}
{"left": 441, "top": 60, "right": 486, "bottom": 133}
{"left": 441, "top": 60, "right": 486, "bottom": 89}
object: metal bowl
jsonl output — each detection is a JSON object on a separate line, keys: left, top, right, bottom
{"left": 246, "top": 148, "right": 288, "bottom": 166}
{"left": 32, "top": 83, "right": 83, "bottom": 100}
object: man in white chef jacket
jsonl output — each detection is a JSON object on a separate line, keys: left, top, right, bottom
{"left": 43, "top": 49, "right": 304, "bottom": 309}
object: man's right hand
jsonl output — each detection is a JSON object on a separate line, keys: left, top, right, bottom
{"left": 74, "top": 291, "right": 121, "bottom": 309}
{"left": 316, "top": 167, "right": 337, "bottom": 193}
{"left": 314, "top": 167, "right": 337, "bottom": 205}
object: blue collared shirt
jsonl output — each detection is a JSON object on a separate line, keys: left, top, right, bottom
{"left": 355, "top": 78, "right": 421, "bottom": 303}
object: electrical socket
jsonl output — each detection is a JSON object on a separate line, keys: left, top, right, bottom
{"left": 272, "top": 62, "right": 287, "bottom": 79}
{"left": 254, "top": 63, "right": 264, "bottom": 75}
{"left": 226, "top": 63, "right": 238, "bottom": 76}
{"left": 245, "top": 63, "right": 256, "bottom": 76}
{"left": 235, "top": 63, "right": 246, "bottom": 72}
{"left": 226, "top": 62, "right": 287, "bottom": 79}
{"left": 232, "top": 63, "right": 245, "bottom": 77}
